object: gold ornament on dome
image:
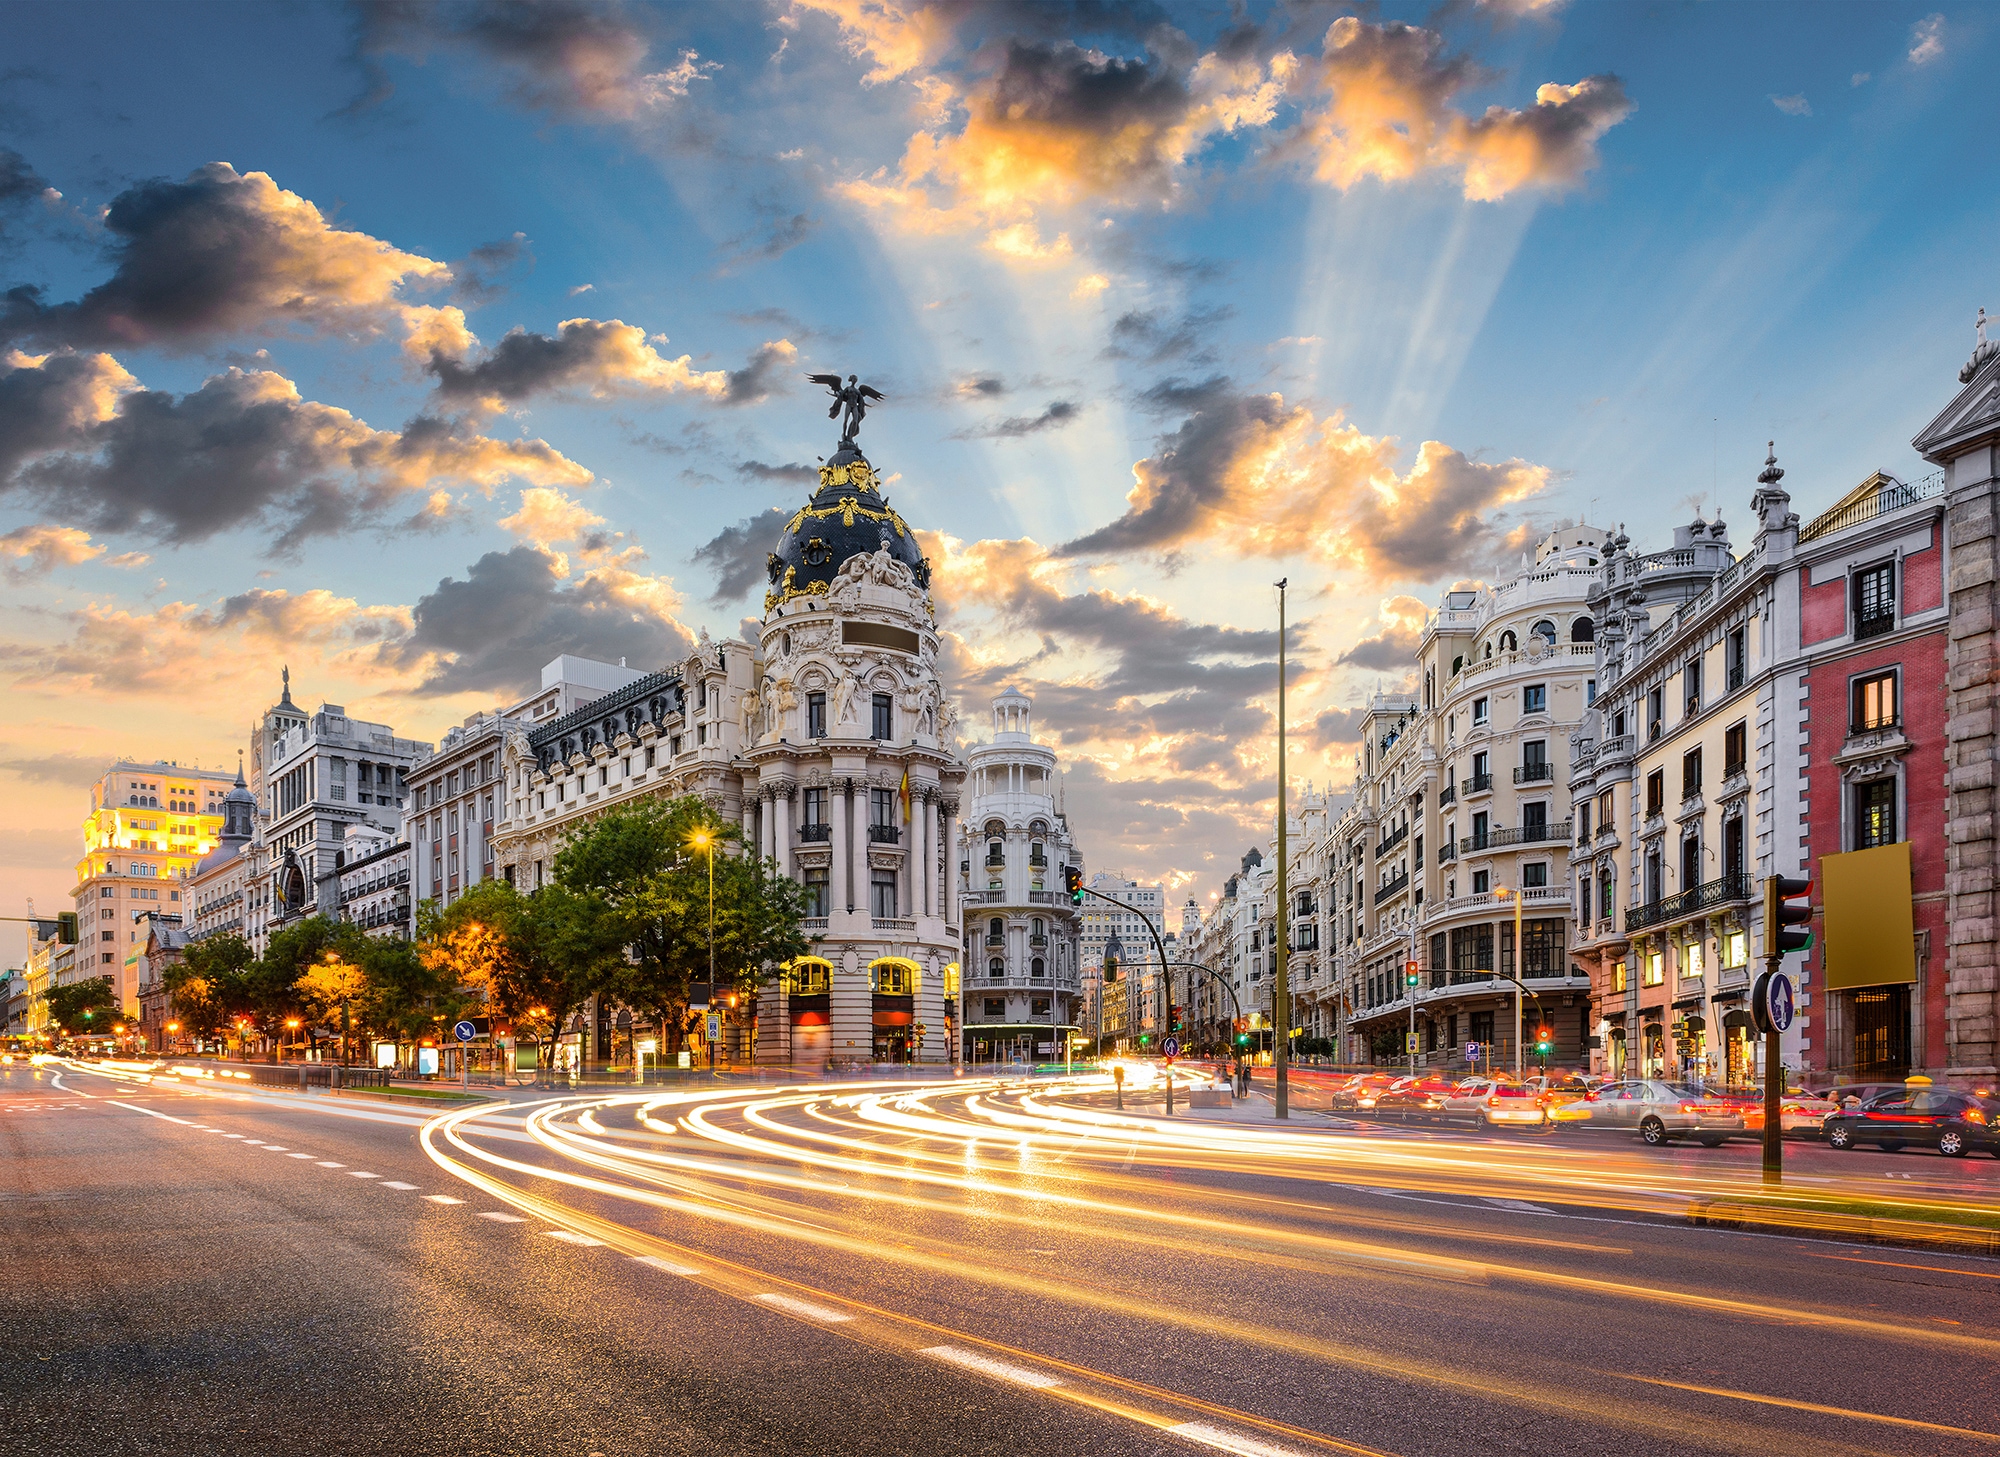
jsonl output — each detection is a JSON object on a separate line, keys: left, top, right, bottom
{"left": 818, "top": 459, "right": 879, "bottom": 493}
{"left": 783, "top": 495, "right": 909, "bottom": 539}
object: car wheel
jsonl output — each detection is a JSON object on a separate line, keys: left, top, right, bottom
{"left": 1828, "top": 1123, "right": 1854, "bottom": 1150}
{"left": 1640, "top": 1116, "right": 1669, "bottom": 1146}
{"left": 1938, "top": 1129, "right": 1968, "bottom": 1158}
{"left": 1697, "top": 1134, "right": 1726, "bottom": 1147}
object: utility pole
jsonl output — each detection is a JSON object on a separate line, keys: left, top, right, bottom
{"left": 1274, "top": 578, "right": 1290, "bottom": 1120}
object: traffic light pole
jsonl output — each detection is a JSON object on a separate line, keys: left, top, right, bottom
{"left": 1757, "top": 873, "right": 1813, "bottom": 1187}
{"left": 1274, "top": 577, "right": 1290, "bottom": 1121}
{"left": 1072, "top": 879, "right": 1179, "bottom": 1116}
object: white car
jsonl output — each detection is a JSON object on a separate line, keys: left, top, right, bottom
{"left": 1442, "top": 1078, "right": 1547, "bottom": 1128}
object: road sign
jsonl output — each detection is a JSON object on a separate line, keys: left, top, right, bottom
{"left": 1465, "top": 1040, "right": 1481, "bottom": 1060}
{"left": 1163, "top": 1036, "right": 1180, "bottom": 1059}
{"left": 705, "top": 1012, "right": 721, "bottom": 1044}
{"left": 1406, "top": 1032, "right": 1419, "bottom": 1055}
{"left": 1752, "top": 970, "right": 1796, "bottom": 1034}
{"left": 452, "top": 1019, "right": 477, "bottom": 1043}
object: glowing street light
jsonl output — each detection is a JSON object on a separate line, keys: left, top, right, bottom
{"left": 687, "top": 825, "right": 718, "bottom": 1065}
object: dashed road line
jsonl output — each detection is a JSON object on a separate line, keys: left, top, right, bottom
{"left": 631, "top": 1254, "right": 700, "bottom": 1275}
{"left": 423, "top": 1195, "right": 465, "bottom": 1205}
{"left": 348, "top": 1171, "right": 381, "bottom": 1179}
{"left": 287, "top": 1153, "right": 313, "bottom": 1159}
{"left": 1166, "top": 1421, "right": 1317, "bottom": 1456}
{"left": 920, "top": 1345, "right": 1063, "bottom": 1388}
{"left": 755, "top": 1292, "right": 852, "bottom": 1323}
{"left": 544, "top": 1230, "right": 605, "bottom": 1246}
{"left": 315, "top": 1160, "right": 345, "bottom": 1167}
{"left": 381, "top": 1181, "right": 419, "bottom": 1190}
{"left": 478, "top": 1212, "right": 526, "bottom": 1223}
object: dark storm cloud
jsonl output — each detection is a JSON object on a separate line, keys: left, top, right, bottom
{"left": 426, "top": 323, "right": 791, "bottom": 409}
{"left": 1309, "top": 706, "right": 1366, "bottom": 748}
{"left": 0, "top": 162, "right": 445, "bottom": 352}
{"left": 736, "top": 460, "right": 817, "bottom": 483}
{"left": 950, "top": 400, "right": 1079, "bottom": 439}
{"left": 0, "top": 352, "right": 583, "bottom": 551}
{"left": 1337, "top": 621, "right": 1423, "bottom": 671}
{"left": 1103, "top": 306, "right": 1228, "bottom": 364}
{"left": 723, "top": 339, "right": 796, "bottom": 404}
{"left": 1056, "top": 376, "right": 1280, "bottom": 557}
{"left": 690, "top": 508, "right": 790, "bottom": 605}
{"left": 453, "top": 233, "right": 532, "bottom": 303}
{"left": 386, "top": 545, "right": 693, "bottom": 696}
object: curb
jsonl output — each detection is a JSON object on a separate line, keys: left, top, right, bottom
{"left": 1687, "top": 1198, "right": 2000, "bottom": 1256}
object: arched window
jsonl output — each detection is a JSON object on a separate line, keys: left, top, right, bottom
{"left": 986, "top": 838, "right": 1004, "bottom": 867}
{"left": 1532, "top": 620, "right": 1556, "bottom": 646}
{"left": 1500, "top": 630, "right": 1518, "bottom": 652}
{"left": 1031, "top": 957, "right": 1046, "bottom": 980}
{"left": 1030, "top": 917, "right": 1044, "bottom": 939}
{"left": 1029, "top": 819, "right": 1048, "bottom": 835}
{"left": 1451, "top": 655, "right": 1463, "bottom": 676}
{"left": 786, "top": 959, "right": 832, "bottom": 995}
{"left": 870, "top": 959, "right": 917, "bottom": 995}
{"left": 1570, "top": 616, "right": 1595, "bottom": 643}
{"left": 986, "top": 917, "right": 1005, "bottom": 944}
{"left": 1483, "top": 643, "right": 1493, "bottom": 660}
{"left": 989, "top": 957, "right": 1004, "bottom": 979}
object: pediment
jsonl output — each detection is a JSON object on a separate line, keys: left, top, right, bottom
{"left": 1913, "top": 348, "right": 2000, "bottom": 460}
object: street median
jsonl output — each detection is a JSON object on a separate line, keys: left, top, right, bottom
{"left": 1687, "top": 1194, "right": 2000, "bottom": 1256}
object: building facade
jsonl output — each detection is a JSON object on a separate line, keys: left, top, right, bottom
{"left": 72, "top": 760, "right": 235, "bottom": 1012}
{"left": 186, "top": 762, "right": 262, "bottom": 946}
{"left": 333, "top": 829, "right": 411, "bottom": 939}
{"left": 492, "top": 441, "right": 971, "bottom": 1068}
{"left": 958, "top": 688, "right": 1084, "bottom": 1062}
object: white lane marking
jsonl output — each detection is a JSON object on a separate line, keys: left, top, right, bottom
{"left": 543, "top": 1230, "right": 605, "bottom": 1246}
{"left": 240, "top": 1140, "right": 268, "bottom": 1146}
{"left": 920, "top": 1345, "right": 1062, "bottom": 1389}
{"left": 105, "top": 1101, "right": 195, "bottom": 1125}
{"left": 478, "top": 1212, "right": 527, "bottom": 1223}
{"left": 1166, "top": 1421, "right": 1315, "bottom": 1456}
{"left": 755, "top": 1292, "right": 852, "bottom": 1323}
{"left": 287, "top": 1153, "right": 313, "bottom": 1159}
{"left": 1483, "top": 1197, "right": 1554, "bottom": 1214}
{"left": 315, "top": 1161, "right": 344, "bottom": 1168}
{"left": 380, "top": 1181, "right": 419, "bottom": 1190}
{"left": 423, "top": 1195, "right": 465, "bottom": 1205}
{"left": 631, "top": 1254, "right": 700, "bottom": 1275}
{"left": 222, "top": 1133, "right": 246, "bottom": 1139}
{"left": 348, "top": 1171, "right": 381, "bottom": 1179}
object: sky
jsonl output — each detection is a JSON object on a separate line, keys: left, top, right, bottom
{"left": 3, "top": 0, "right": 1996, "bottom": 936}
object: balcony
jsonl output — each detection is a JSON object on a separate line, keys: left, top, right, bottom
{"left": 868, "top": 824, "right": 902, "bottom": 844}
{"left": 1513, "top": 761, "right": 1554, "bottom": 786}
{"left": 1028, "top": 891, "right": 1055, "bottom": 904}
{"left": 1466, "top": 773, "right": 1493, "bottom": 794}
{"left": 1854, "top": 610, "right": 1896, "bottom": 642}
{"left": 985, "top": 934, "right": 1005, "bottom": 947}
{"left": 1459, "top": 820, "right": 1571, "bottom": 854}
{"left": 1373, "top": 871, "right": 1411, "bottom": 906}
{"left": 985, "top": 855, "right": 1005, "bottom": 868}
{"left": 873, "top": 918, "right": 916, "bottom": 933}
{"left": 1724, "top": 758, "right": 1747, "bottom": 780}
{"left": 1438, "top": 841, "right": 1457, "bottom": 865}
{"left": 1623, "top": 872, "right": 1752, "bottom": 933}
{"left": 1438, "top": 783, "right": 1457, "bottom": 808}
{"left": 1029, "top": 935, "right": 1048, "bottom": 948}
{"left": 1375, "top": 823, "right": 1409, "bottom": 858}
{"left": 798, "top": 823, "right": 831, "bottom": 843}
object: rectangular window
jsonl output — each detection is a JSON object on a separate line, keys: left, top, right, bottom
{"left": 1685, "top": 658, "right": 1702, "bottom": 714}
{"left": 1471, "top": 868, "right": 1490, "bottom": 895}
{"left": 1681, "top": 941, "right": 1703, "bottom": 979}
{"left": 1852, "top": 671, "right": 1897, "bottom": 731}
{"left": 1598, "top": 787, "right": 1614, "bottom": 831}
{"left": 804, "top": 787, "right": 827, "bottom": 826}
{"left": 1854, "top": 562, "right": 1895, "bottom": 639}
{"left": 1600, "top": 872, "right": 1614, "bottom": 919}
{"left": 1724, "top": 930, "right": 1747, "bottom": 968}
{"left": 1523, "top": 683, "right": 1547, "bottom": 715}
{"left": 1647, "top": 685, "right": 1663, "bottom": 740}
{"left": 446, "top": 771, "right": 458, "bottom": 796}
{"left": 871, "top": 692, "right": 893, "bottom": 740}
{"left": 1682, "top": 747, "right": 1702, "bottom": 799}
{"left": 1724, "top": 722, "right": 1747, "bottom": 777}
{"left": 983, "top": 998, "right": 1006, "bottom": 1018}
{"left": 1855, "top": 779, "right": 1896, "bottom": 848}
{"left": 1727, "top": 627, "right": 1747, "bottom": 690}
{"left": 870, "top": 787, "right": 895, "bottom": 827}
{"left": 696, "top": 724, "right": 707, "bottom": 746}
{"left": 1522, "top": 862, "right": 1548, "bottom": 889}
{"left": 807, "top": 692, "right": 827, "bottom": 738}
{"left": 1645, "top": 770, "right": 1664, "bottom": 816}
{"left": 1612, "top": 960, "right": 1627, "bottom": 992}
{"left": 870, "top": 870, "right": 898, "bottom": 919}
{"left": 1472, "top": 697, "right": 1489, "bottom": 725}
{"left": 803, "top": 869, "right": 830, "bottom": 917}
{"left": 1580, "top": 877, "right": 1592, "bottom": 924}
{"left": 1586, "top": 678, "right": 1597, "bottom": 706}
{"left": 1642, "top": 951, "right": 1664, "bottom": 986}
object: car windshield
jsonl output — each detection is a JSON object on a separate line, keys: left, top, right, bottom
{"left": 1489, "top": 1085, "right": 1535, "bottom": 1098}
{"left": 1665, "top": 1083, "right": 1721, "bottom": 1099}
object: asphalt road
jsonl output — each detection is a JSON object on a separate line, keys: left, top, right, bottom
{"left": 5, "top": 1059, "right": 1999, "bottom": 1457}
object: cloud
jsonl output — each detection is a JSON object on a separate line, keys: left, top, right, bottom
{"left": 691, "top": 507, "right": 791, "bottom": 604}
{"left": 1072, "top": 272, "right": 1110, "bottom": 300}
{"left": 952, "top": 373, "right": 1008, "bottom": 398}
{"left": 0, "top": 148, "right": 54, "bottom": 242}
{"left": 1851, "top": 72, "right": 1871, "bottom": 87}
{"left": 1, "top": 350, "right": 590, "bottom": 550}
{"left": 1335, "top": 595, "right": 1428, "bottom": 670}
{"left": 352, "top": 0, "right": 718, "bottom": 119}
{"left": 1770, "top": 93, "right": 1811, "bottom": 117}
{"left": 0, "top": 163, "right": 451, "bottom": 352}
{"left": 1307, "top": 705, "right": 1367, "bottom": 748}
{"left": 717, "top": 210, "right": 819, "bottom": 269}
{"left": 1055, "top": 376, "right": 1547, "bottom": 582}
{"left": 498, "top": 486, "right": 606, "bottom": 551}
{"left": 950, "top": 399, "right": 1080, "bottom": 438}
{"left": 1105, "top": 305, "right": 1227, "bottom": 363}
{"left": 0, "top": 523, "right": 105, "bottom": 579}
{"left": 0, "top": 751, "right": 114, "bottom": 787}
{"left": 737, "top": 458, "right": 819, "bottom": 483}
{"left": 425, "top": 320, "right": 794, "bottom": 412}
{"left": 382, "top": 545, "right": 693, "bottom": 696}
{"left": 1288, "top": 18, "right": 1632, "bottom": 202}
{"left": 1908, "top": 14, "right": 1944, "bottom": 65}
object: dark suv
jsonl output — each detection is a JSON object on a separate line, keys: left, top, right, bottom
{"left": 1823, "top": 1087, "right": 1999, "bottom": 1158}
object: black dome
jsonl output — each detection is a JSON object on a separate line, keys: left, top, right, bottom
{"left": 765, "top": 445, "right": 929, "bottom": 611}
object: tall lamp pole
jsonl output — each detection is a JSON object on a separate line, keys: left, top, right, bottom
{"left": 1274, "top": 578, "right": 1290, "bottom": 1119}
{"left": 689, "top": 827, "right": 717, "bottom": 1066}
{"left": 1495, "top": 885, "right": 1525, "bottom": 1079}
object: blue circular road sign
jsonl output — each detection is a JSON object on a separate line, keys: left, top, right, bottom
{"left": 1162, "top": 1036, "right": 1180, "bottom": 1059}
{"left": 1766, "top": 972, "right": 1795, "bottom": 1033}
{"left": 453, "top": 1019, "right": 478, "bottom": 1043}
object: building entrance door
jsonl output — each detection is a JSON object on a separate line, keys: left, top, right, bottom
{"left": 1851, "top": 985, "right": 1911, "bottom": 1081}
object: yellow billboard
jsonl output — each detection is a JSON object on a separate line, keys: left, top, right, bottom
{"left": 1820, "top": 841, "right": 1915, "bottom": 990}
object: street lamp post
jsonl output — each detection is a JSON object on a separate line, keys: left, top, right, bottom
{"left": 1494, "top": 885, "right": 1526, "bottom": 1079}
{"left": 688, "top": 827, "right": 717, "bottom": 1067}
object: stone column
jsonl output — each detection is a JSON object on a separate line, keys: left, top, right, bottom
{"left": 744, "top": 795, "right": 759, "bottom": 861}
{"left": 941, "top": 797, "right": 959, "bottom": 931}
{"left": 831, "top": 780, "right": 850, "bottom": 915}
{"left": 773, "top": 781, "right": 794, "bottom": 880}
{"left": 854, "top": 781, "right": 870, "bottom": 918}
{"left": 1946, "top": 461, "right": 2000, "bottom": 1074}
{"left": 909, "top": 785, "right": 927, "bottom": 920}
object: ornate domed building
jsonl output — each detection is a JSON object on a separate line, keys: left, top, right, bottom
{"left": 493, "top": 435, "right": 969, "bottom": 1069}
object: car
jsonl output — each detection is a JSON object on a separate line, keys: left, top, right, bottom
{"left": 1377, "top": 1074, "right": 1457, "bottom": 1118}
{"left": 1823, "top": 1087, "right": 2000, "bottom": 1157}
{"left": 1329, "top": 1073, "right": 1400, "bottom": 1112}
{"left": 1441, "top": 1077, "right": 1546, "bottom": 1128}
{"left": 1704, "top": 1085, "right": 1839, "bottom": 1138}
{"left": 1525, "top": 1075, "right": 1594, "bottom": 1112}
{"left": 1824, "top": 1082, "right": 1907, "bottom": 1113}
{"left": 1553, "top": 1079, "right": 1745, "bottom": 1146}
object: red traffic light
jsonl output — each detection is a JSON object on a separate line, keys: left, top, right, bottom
{"left": 1764, "top": 875, "right": 1813, "bottom": 956}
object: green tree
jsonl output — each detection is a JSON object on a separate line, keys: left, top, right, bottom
{"left": 554, "top": 796, "right": 812, "bottom": 1053}
{"left": 418, "top": 879, "right": 593, "bottom": 1072}
{"left": 268, "top": 916, "right": 373, "bottom": 1058}
{"left": 163, "top": 933, "right": 252, "bottom": 1043}
{"left": 43, "top": 976, "right": 120, "bottom": 1037}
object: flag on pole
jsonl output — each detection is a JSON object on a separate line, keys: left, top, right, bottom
{"left": 898, "top": 766, "right": 911, "bottom": 823}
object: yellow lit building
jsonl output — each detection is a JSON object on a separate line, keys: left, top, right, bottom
{"left": 74, "top": 760, "right": 237, "bottom": 1013}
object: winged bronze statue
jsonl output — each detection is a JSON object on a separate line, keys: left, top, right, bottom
{"left": 807, "top": 372, "right": 885, "bottom": 448}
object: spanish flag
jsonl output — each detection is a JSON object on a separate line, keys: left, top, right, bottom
{"left": 899, "top": 766, "right": 911, "bottom": 823}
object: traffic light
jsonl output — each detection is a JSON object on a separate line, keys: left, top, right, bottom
{"left": 56, "top": 912, "right": 77, "bottom": 944}
{"left": 1138, "top": 1033, "right": 1151, "bottom": 1047}
{"left": 1404, "top": 960, "right": 1420, "bottom": 988}
{"left": 1170, "top": 1005, "right": 1184, "bottom": 1034}
{"left": 1764, "top": 874, "right": 1813, "bottom": 957}
{"left": 1063, "top": 866, "right": 1083, "bottom": 905}
{"left": 1235, "top": 1032, "right": 1250, "bottom": 1048}
{"left": 1102, "top": 949, "right": 1119, "bottom": 983}
{"left": 1534, "top": 1025, "right": 1553, "bottom": 1056}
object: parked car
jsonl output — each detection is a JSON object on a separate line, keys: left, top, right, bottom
{"left": 1551, "top": 1080, "right": 1746, "bottom": 1146}
{"left": 1824, "top": 1088, "right": 2000, "bottom": 1157}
